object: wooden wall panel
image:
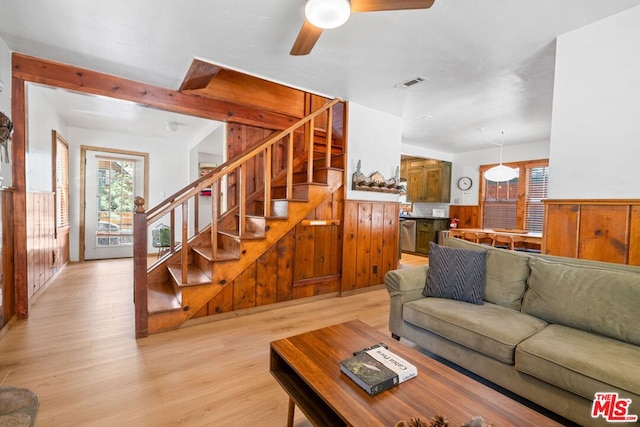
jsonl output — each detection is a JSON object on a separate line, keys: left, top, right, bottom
{"left": 294, "top": 219, "right": 315, "bottom": 281}
{"left": 25, "top": 192, "right": 68, "bottom": 300}
{"left": 206, "top": 284, "right": 233, "bottom": 316}
{"left": 276, "top": 230, "right": 295, "bottom": 302}
{"left": 342, "top": 200, "right": 399, "bottom": 292}
{"left": 313, "top": 200, "right": 333, "bottom": 277}
{"left": 628, "top": 206, "right": 640, "bottom": 265}
{"left": 233, "top": 264, "right": 256, "bottom": 310}
{"left": 1, "top": 191, "right": 15, "bottom": 328}
{"left": 382, "top": 203, "right": 400, "bottom": 278}
{"left": 199, "top": 194, "right": 342, "bottom": 320}
{"left": 330, "top": 190, "right": 344, "bottom": 274}
{"left": 543, "top": 203, "right": 579, "bottom": 258}
{"left": 449, "top": 205, "right": 479, "bottom": 228}
{"left": 342, "top": 202, "right": 358, "bottom": 292}
{"left": 578, "top": 205, "right": 629, "bottom": 264}
{"left": 256, "top": 244, "right": 278, "bottom": 306}
{"left": 369, "top": 203, "right": 384, "bottom": 286}
{"left": 544, "top": 200, "right": 640, "bottom": 265}
{"left": 198, "top": 68, "right": 307, "bottom": 118}
{"left": 355, "top": 203, "right": 372, "bottom": 289}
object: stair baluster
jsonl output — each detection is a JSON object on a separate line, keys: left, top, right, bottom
{"left": 133, "top": 98, "right": 343, "bottom": 337}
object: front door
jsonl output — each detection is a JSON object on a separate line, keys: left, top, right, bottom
{"left": 83, "top": 149, "right": 147, "bottom": 260}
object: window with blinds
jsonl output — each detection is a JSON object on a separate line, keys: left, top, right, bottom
{"left": 482, "top": 177, "right": 518, "bottom": 229}
{"left": 480, "top": 159, "right": 549, "bottom": 233}
{"left": 524, "top": 165, "right": 549, "bottom": 233}
{"left": 53, "top": 131, "right": 70, "bottom": 230}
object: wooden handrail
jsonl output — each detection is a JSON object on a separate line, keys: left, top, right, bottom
{"left": 146, "top": 98, "right": 342, "bottom": 224}
{"left": 134, "top": 97, "right": 342, "bottom": 338}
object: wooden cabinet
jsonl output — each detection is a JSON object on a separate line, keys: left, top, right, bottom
{"left": 415, "top": 219, "right": 449, "bottom": 255}
{"left": 404, "top": 159, "right": 451, "bottom": 203}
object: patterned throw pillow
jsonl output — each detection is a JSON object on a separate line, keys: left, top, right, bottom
{"left": 423, "top": 242, "right": 487, "bottom": 305}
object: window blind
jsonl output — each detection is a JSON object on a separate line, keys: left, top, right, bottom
{"left": 524, "top": 165, "right": 548, "bottom": 233}
{"left": 482, "top": 176, "right": 518, "bottom": 229}
{"left": 55, "top": 134, "right": 70, "bottom": 229}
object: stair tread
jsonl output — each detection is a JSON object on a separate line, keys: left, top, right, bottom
{"left": 192, "top": 245, "right": 240, "bottom": 261}
{"left": 148, "top": 282, "right": 181, "bottom": 313}
{"left": 167, "top": 264, "right": 211, "bottom": 286}
{"left": 218, "top": 230, "right": 264, "bottom": 240}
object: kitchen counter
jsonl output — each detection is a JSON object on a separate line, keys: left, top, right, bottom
{"left": 400, "top": 217, "right": 450, "bottom": 255}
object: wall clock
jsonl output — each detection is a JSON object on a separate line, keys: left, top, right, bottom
{"left": 457, "top": 176, "right": 473, "bottom": 191}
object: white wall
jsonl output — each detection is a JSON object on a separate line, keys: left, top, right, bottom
{"left": 189, "top": 125, "right": 225, "bottom": 228}
{"left": 549, "top": 6, "right": 640, "bottom": 199}
{"left": 0, "top": 37, "right": 12, "bottom": 186}
{"left": 0, "top": 37, "right": 9, "bottom": 114}
{"left": 26, "top": 85, "right": 68, "bottom": 191}
{"left": 66, "top": 127, "right": 191, "bottom": 261}
{"left": 347, "top": 103, "right": 403, "bottom": 201}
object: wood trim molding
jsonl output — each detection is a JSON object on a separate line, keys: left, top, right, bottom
{"left": 545, "top": 199, "right": 640, "bottom": 205}
{"left": 543, "top": 199, "right": 640, "bottom": 265}
{"left": 12, "top": 53, "right": 300, "bottom": 130}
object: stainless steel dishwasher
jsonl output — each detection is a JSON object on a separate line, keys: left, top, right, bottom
{"left": 400, "top": 219, "right": 416, "bottom": 252}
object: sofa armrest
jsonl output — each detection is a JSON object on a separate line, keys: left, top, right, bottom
{"left": 384, "top": 266, "right": 428, "bottom": 336}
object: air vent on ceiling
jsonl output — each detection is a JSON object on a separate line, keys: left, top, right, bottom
{"left": 395, "top": 75, "right": 427, "bottom": 89}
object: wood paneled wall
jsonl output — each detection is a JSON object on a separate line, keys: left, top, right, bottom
{"left": 449, "top": 205, "right": 480, "bottom": 228}
{"left": 194, "top": 192, "right": 344, "bottom": 318}
{"left": 181, "top": 59, "right": 307, "bottom": 118}
{"left": 544, "top": 199, "right": 640, "bottom": 265}
{"left": 11, "top": 54, "right": 314, "bottom": 318}
{"left": 342, "top": 200, "right": 399, "bottom": 292}
{"left": 1, "top": 190, "right": 15, "bottom": 328}
{"left": 26, "top": 192, "right": 69, "bottom": 299}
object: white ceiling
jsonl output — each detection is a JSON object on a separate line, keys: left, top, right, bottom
{"left": 2, "top": 0, "right": 640, "bottom": 153}
{"left": 29, "top": 83, "right": 222, "bottom": 147}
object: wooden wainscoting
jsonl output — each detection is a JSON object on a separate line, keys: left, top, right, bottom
{"left": 544, "top": 199, "right": 640, "bottom": 265}
{"left": 194, "top": 193, "right": 344, "bottom": 319}
{"left": 449, "top": 205, "right": 480, "bottom": 228}
{"left": 26, "top": 192, "right": 69, "bottom": 299}
{"left": 342, "top": 200, "right": 399, "bottom": 292}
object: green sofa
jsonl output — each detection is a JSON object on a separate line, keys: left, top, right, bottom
{"left": 385, "top": 237, "right": 640, "bottom": 427}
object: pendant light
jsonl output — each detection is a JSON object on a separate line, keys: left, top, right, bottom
{"left": 305, "top": 0, "right": 351, "bottom": 29}
{"left": 481, "top": 130, "right": 518, "bottom": 182}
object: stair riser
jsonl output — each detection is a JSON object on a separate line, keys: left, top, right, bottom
{"left": 218, "top": 233, "right": 241, "bottom": 256}
{"left": 272, "top": 184, "right": 309, "bottom": 200}
{"left": 192, "top": 251, "right": 213, "bottom": 279}
{"left": 312, "top": 154, "right": 345, "bottom": 170}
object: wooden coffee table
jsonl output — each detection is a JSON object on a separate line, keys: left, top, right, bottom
{"left": 270, "top": 319, "right": 563, "bottom": 427}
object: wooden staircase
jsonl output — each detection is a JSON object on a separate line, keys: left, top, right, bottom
{"left": 133, "top": 99, "right": 345, "bottom": 337}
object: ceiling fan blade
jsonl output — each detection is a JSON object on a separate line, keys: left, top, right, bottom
{"left": 290, "top": 20, "right": 324, "bottom": 56}
{"left": 350, "top": 0, "right": 435, "bottom": 13}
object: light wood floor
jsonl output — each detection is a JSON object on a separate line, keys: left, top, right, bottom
{"left": 0, "top": 259, "right": 394, "bottom": 426}
{"left": 399, "top": 252, "right": 429, "bottom": 268}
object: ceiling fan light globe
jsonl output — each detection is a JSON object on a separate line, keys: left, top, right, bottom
{"left": 305, "top": 0, "right": 351, "bottom": 29}
{"left": 485, "top": 164, "right": 518, "bottom": 182}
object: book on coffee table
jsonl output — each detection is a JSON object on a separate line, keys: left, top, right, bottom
{"left": 340, "top": 344, "right": 418, "bottom": 396}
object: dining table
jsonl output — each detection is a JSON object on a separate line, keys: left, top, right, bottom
{"left": 448, "top": 228, "right": 543, "bottom": 249}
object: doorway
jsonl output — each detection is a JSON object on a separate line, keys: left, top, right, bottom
{"left": 81, "top": 147, "right": 148, "bottom": 260}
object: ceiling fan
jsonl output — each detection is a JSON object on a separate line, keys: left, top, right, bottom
{"left": 290, "top": 0, "right": 436, "bottom": 55}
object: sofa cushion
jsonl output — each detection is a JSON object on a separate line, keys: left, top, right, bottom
{"left": 516, "top": 324, "right": 640, "bottom": 399}
{"left": 445, "top": 237, "right": 530, "bottom": 310}
{"left": 522, "top": 257, "right": 640, "bottom": 346}
{"left": 423, "top": 242, "right": 487, "bottom": 305}
{"left": 403, "top": 298, "right": 547, "bottom": 364}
